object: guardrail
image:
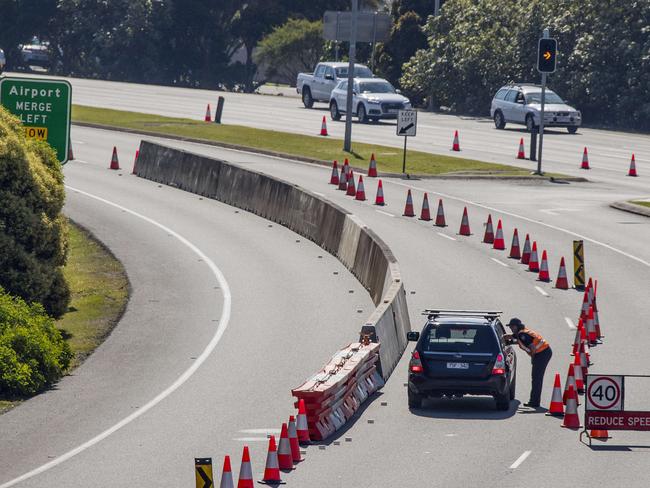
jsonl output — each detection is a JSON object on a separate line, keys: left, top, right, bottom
{"left": 135, "top": 141, "right": 411, "bottom": 379}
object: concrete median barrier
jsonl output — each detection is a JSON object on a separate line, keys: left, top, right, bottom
{"left": 136, "top": 140, "right": 411, "bottom": 381}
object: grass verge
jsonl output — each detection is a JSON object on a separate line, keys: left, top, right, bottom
{"left": 72, "top": 104, "right": 545, "bottom": 177}
{"left": 0, "top": 222, "right": 129, "bottom": 414}
{"left": 631, "top": 201, "right": 650, "bottom": 208}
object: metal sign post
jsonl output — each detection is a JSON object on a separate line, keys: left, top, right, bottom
{"left": 535, "top": 29, "right": 557, "bottom": 175}
{"left": 397, "top": 109, "right": 417, "bottom": 174}
{"left": 343, "top": 0, "right": 358, "bottom": 153}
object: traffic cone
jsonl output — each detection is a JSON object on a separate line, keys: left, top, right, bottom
{"left": 132, "top": 149, "right": 139, "bottom": 175}
{"left": 547, "top": 373, "right": 564, "bottom": 417}
{"left": 204, "top": 104, "right": 212, "bottom": 122}
{"left": 483, "top": 214, "right": 494, "bottom": 244}
{"left": 493, "top": 219, "right": 506, "bottom": 250}
{"left": 68, "top": 139, "right": 74, "bottom": 161}
{"left": 287, "top": 416, "right": 302, "bottom": 463}
{"left": 220, "top": 456, "right": 234, "bottom": 488}
{"left": 562, "top": 385, "right": 581, "bottom": 429}
{"left": 109, "top": 146, "right": 120, "bottom": 170}
{"left": 580, "top": 340, "right": 591, "bottom": 369}
{"left": 587, "top": 305, "right": 597, "bottom": 345}
{"left": 452, "top": 130, "right": 461, "bottom": 151}
{"left": 419, "top": 193, "right": 432, "bottom": 221}
{"left": 320, "top": 116, "right": 328, "bottom": 136}
{"left": 259, "top": 435, "right": 282, "bottom": 484}
{"left": 520, "top": 234, "right": 531, "bottom": 264}
{"left": 580, "top": 287, "right": 591, "bottom": 322}
{"left": 628, "top": 154, "right": 638, "bottom": 177}
{"left": 374, "top": 179, "right": 385, "bottom": 206}
{"left": 555, "top": 257, "right": 569, "bottom": 289}
{"left": 403, "top": 189, "right": 415, "bottom": 217}
{"left": 237, "top": 446, "right": 254, "bottom": 488}
{"left": 581, "top": 147, "right": 590, "bottom": 169}
{"left": 593, "top": 282, "right": 603, "bottom": 339}
{"left": 563, "top": 364, "right": 578, "bottom": 404}
{"left": 330, "top": 160, "right": 339, "bottom": 185}
{"left": 509, "top": 228, "right": 521, "bottom": 259}
{"left": 573, "top": 353, "right": 585, "bottom": 393}
{"left": 346, "top": 170, "right": 356, "bottom": 196}
{"left": 538, "top": 250, "right": 550, "bottom": 281}
{"left": 435, "top": 199, "right": 446, "bottom": 227}
{"left": 458, "top": 207, "right": 471, "bottom": 235}
{"left": 528, "top": 241, "right": 539, "bottom": 272}
{"left": 516, "top": 137, "right": 526, "bottom": 159}
{"left": 277, "top": 423, "right": 294, "bottom": 471}
{"left": 572, "top": 318, "right": 585, "bottom": 356}
{"left": 368, "top": 153, "right": 378, "bottom": 177}
{"left": 338, "top": 163, "right": 348, "bottom": 190}
{"left": 296, "top": 399, "right": 311, "bottom": 444}
{"left": 590, "top": 428, "right": 610, "bottom": 440}
{"left": 355, "top": 175, "right": 367, "bottom": 201}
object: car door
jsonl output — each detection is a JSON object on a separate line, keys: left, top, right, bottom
{"left": 510, "top": 90, "right": 527, "bottom": 123}
{"left": 495, "top": 322, "right": 516, "bottom": 378}
{"left": 322, "top": 66, "right": 336, "bottom": 99}
{"left": 312, "top": 65, "right": 327, "bottom": 99}
{"left": 502, "top": 89, "right": 519, "bottom": 122}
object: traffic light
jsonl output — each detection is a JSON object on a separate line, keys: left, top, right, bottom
{"left": 537, "top": 38, "right": 557, "bottom": 73}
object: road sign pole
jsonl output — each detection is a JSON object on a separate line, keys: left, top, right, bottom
{"left": 402, "top": 136, "right": 408, "bottom": 174}
{"left": 343, "top": 0, "right": 358, "bottom": 153}
{"left": 536, "top": 28, "right": 550, "bottom": 175}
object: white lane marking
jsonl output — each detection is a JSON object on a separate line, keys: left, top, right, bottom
{"left": 239, "top": 428, "right": 280, "bottom": 435}
{"left": 539, "top": 208, "right": 582, "bottom": 216}
{"left": 233, "top": 437, "right": 271, "bottom": 442}
{"left": 376, "top": 210, "right": 395, "bottom": 217}
{"left": 509, "top": 450, "right": 532, "bottom": 469}
{"left": 437, "top": 232, "right": 457, "bottom": 241}
{"left": 565, "top": 317, "right": 576, "bottom": 329}
{"left": 490, "top": 257, "right": 509, "bottom": 267}
{"left": 444, "top": 433, "right": 457, "bottom": 437}
{"left": 535, "top": 286, "right": 549, "bottom": 297}
{"left": 73, "top": 159, "right": 90, "bottom": 164}
{"left": 0, "top": 187, "right": 233, "bottom": 488}
{"left": 71, "top": 140, "right": 85, "bottom": 145}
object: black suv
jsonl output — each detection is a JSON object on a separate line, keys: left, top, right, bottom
{"left": 407, "top": 310, "right": 516, "bottom": 411}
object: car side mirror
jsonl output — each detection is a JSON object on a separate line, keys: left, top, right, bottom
{"left": 352, "top": 89, "right": 358, "bottom": 95}
{"left": 407, "top": 331, "right": 420, "bottom": 342}
{"left": 516, "top": 99, "right": 524, "bottom": 104}
{"left": 395, "top": 89, "right": 402, "bottom": 94}
{"left": 325, "top": 74, "right": 334, "bottom": 80}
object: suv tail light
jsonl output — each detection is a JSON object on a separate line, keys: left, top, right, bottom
{"left": 409, "top": 350, "right": 423, "bottom": 373}
{"left": 492, "top": 353, "right": 506, "bottom": 375}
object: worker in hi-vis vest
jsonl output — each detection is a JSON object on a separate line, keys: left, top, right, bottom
{"left": 504, "top": 317, "right": 552, "bottom": 408}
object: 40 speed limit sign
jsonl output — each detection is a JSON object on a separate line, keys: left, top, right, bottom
{"left": 586, "top": 375, "right": 624, "bottom": 411}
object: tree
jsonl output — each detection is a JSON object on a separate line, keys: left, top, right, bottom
{"left": 255, "top": 19, "right": 324, "bottom": 85}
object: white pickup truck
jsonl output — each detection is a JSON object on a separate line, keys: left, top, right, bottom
{"left": 296, "top": 62, "right": 374, "bottom": 108}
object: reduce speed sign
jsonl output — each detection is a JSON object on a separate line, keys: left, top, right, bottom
{"left": 586, "top": 375, "right": 624, "bottom": 411}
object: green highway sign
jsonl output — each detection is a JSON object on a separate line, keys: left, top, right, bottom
{"left": 0, "top": 77, "right": 72, "bottom": 164}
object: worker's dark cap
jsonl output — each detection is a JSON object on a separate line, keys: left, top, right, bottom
{"left": 507, "top": 317, "right": 524, "bottom": 328}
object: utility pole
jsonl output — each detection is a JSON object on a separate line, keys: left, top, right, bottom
{"left": 343, "top": 0, "right": 358, "bottom": 153}
{"left": 536, "top": 28, "right": 549, "bottom": 175}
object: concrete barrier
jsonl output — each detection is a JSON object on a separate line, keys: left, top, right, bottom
{"left": 136, "top": 141, "right": 411, "bottom": 379}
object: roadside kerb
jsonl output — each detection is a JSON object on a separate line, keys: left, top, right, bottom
{"left": 135, "top": 140, "right": 411, "bottom": 380}
{"left": 610, "top": 201, "right": 650, "bottom": 218}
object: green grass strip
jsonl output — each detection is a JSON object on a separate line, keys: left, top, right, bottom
{"left": 631, "top": 201, "right": 650, "bottom": 208}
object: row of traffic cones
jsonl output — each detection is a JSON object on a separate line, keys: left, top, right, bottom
{"left": 329, "top": 155, "right": 379, "bottom": 186}
{"left": 106, "top": 146, "right": 139, "bottom": 174}
{"left": 580, "top": 147, "right": 638, "bottom": 175}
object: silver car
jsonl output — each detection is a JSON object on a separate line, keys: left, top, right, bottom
{"left": 0, "top": 48, "right": 5, "bottom": 74}
{"left": 329, "top": 78, "right": 411, "bottom": 123}
{"left": 490, "top": 84, "right": 581, "bottom": 133}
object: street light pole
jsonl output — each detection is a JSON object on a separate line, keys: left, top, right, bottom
{"left": 343, "top": 0, "right": 358, "bottom": 153}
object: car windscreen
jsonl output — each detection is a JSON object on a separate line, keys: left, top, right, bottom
{"left": 422, "top": 325, "right": 499, "bottom": 353}
{"left": 526, "top": 91, "right": 564, "bottom": 104}
{"left": 336, "top": 66, "right": 373, "bottom": 78}
{"left": 358, "top": 82, "right": 395, "bottom": 94}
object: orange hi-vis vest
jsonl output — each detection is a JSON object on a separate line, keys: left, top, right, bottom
{"left": 516, "top": 328, "right": 549, "bottom": 356}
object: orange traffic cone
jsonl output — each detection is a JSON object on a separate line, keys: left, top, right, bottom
{"left": 132, "top": 149, "right": 139, "bottom": 175}
{"left": 590, "top": 429, "right": 610, "bottom": 440}
{"left": 483, "top": 214, "right": 494, "bottom": 244}
{"left": 509, "top": 228, "right": 521, "bottom": 259}
{"left": 374, "top": 179, "right": 385, "bottom": 206}
{"left": 538, "top": 250, "right": 550, "bottom": 281}
{"left": 346, "top": 170, "right": 356, "bottom": 196}
{"left": 516, "top": 137, "right": 526, "bottom": 159}
{"left": 452, "top": 130, "right": 461, "bottom": 151}
{"left": 277, "top": 423, "right": 294, "bottom": 471}
{"left": 572, "top": 318, "right": 585, "bottom": 356}
{"left": 628, "top": 153, "right": 638, "bottom": 177}
{"left": 580, "top": 287, "right": 591, "bottom": 322}
{"left": 259, "top": 435, "right": 282, "bottom": 484}
{"left": 587, "top": 305, "right": 597, "bottom": 345}
{"left": 520, "top": 234, "right": 531, "bottom": 264}
{"left": 458, "top": 207, "right": 471, "bottom": 235}
{"left": 330, "top": 160, "right": 339, "bottom": 185}
{"left": 547, "top": 373, "right": 564, "bottom": 417}
{"left": 420, "top": 193, "right": 432, "bottom": 221}
{"left": 555, "top": 257, "right": 569, "bottom": 289}
{"left": 581, "top": 147, "right": 590, "bottom": 169}
{"left": 562, "top": 385, "right": 581, "bottom": 429}
{"left": 580, "top": 340, "right": 591, "bottom": 369}
{"left": 355, "top": 175, "right": 366, "bottom": 201}
{"left": 493, "top": 219, "right": 506, "bottom": 250}
{"left": 593, "top": 281, "right": 603, "bottom": 339}
{"left": 563, "top": 364, "right": 578, "bottom": 404}
{"left": 338, "top": 163, "right": 348, "bottom": 191}
{"left": 296, "top": 399, "right": 311, "bottom": 444}
{"left": 220, "top": 455, "right": 234, "bottom": 488}
{"left": 403, "top": 190, "right": 415, "bottom": 217}
{"left": 287, "top": 415, "right": 302, "bottom": 463}
{"left": 528, "top": 241, "right": 539, "bottom": 272}
{"left": 320, "top": 116, "right": 328, "bottom": 136}
{"left": 237, "top": 446, "right": 254, "bottom": 488}
{"left": 109, "top": 146, "right": 120, "bottom": 170}
{"left": 435, "top": 199, "right": 446, "bottom": 227}
{"left": 204, "top": 104, "right": 212, "bottom": 122}
{"left": 573, "top": 353, "right": 585, "bottom": 393}
{"left": 368, "top": 153, "right": 378, "bottom": 177}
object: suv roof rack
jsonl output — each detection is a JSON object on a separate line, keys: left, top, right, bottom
{"left": 422, "top": 309, "right": 502, "bottom": 319}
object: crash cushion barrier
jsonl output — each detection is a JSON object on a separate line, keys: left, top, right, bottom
{"left": 292, "top": 343, "right": 384, "bottom": 441}
{"left": 136, "top": 141, "right": 411, "bottom": 380}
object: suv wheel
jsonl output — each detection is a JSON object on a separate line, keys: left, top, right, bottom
{"left": 509, "top": 374, "right": 516, "bottom": 399}
{"left": 494, "top": 111, "right": 506, "bottom": 129}
{"left": 525, "top": 114, "right": 536, "bottom": 133}
{"left": 302, "top": 88, "right": 314, "bottom": 109}
{"left": 357, "top": 104, "right": 368, "bottom": 123}
{"left": 408, "top": 388, "right": 423, "bottom": 409}
{"left": 567, "top": 126, "right": 578, "bottom": 134}
{"left": 330, "top": 101, "right": 341, "bottom": 121}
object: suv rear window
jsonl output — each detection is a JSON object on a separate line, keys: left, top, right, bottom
{"left": 423, "top": 325, "right": 499, "bottom": 353}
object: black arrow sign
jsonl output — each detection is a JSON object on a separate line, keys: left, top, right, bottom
{"left": 196, "top": 467, "right": 213, "bottom": 488}
{"left": 399, "top": 122, "right": 414, "bottom": 135}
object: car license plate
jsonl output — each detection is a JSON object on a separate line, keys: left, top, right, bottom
{"left": 447, "top": 362, "right": 469, "bottom": 369}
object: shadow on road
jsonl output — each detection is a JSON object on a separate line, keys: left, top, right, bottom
{"left": 409, "top": 396, "right": 520, "bottom": 420}
{"left": 501, "top": 127, "right": 581, "bottom": 136}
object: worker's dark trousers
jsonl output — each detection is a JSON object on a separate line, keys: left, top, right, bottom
{"left": 530, "top": 347, "right": 552, "bottom": 406}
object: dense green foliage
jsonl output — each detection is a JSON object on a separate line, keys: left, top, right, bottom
{"left": 0, "top": 286, "right": 72, "bottom": 396}
{"left": 401, "top": 0, "right": 650, "bottom": 129}
{"left": 0, "top": 107, "right": 70, "bottom": 318}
